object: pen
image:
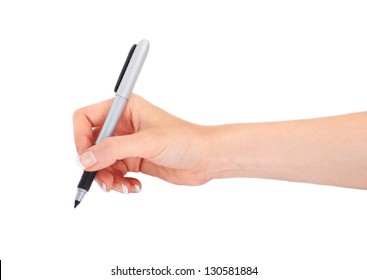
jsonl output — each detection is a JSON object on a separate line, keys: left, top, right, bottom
{"left": 74, "top": 39, "right": 150, "bottom": 208}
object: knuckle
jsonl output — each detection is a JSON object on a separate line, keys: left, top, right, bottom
{"left": 72, "top": 108, "right": 83, "bottom": 122}
{"left": 100, "top": 137, "right": 113, "bottom": 152}
{"left": 93, "top": 137, "right": 118, "bottom": 167}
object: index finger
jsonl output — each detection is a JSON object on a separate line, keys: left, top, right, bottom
{"left": 73, "top": 98, "right": 114, "bottom": 154}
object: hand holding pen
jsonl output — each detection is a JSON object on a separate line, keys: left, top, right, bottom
{"left": 74, "top": 41, "right": 367, "bottom": 207}
{"left": 75, "top": 94, "right": 367, "bottom": 196}
{"left": 74, "top": 94, "right": 213, "bottom": 193}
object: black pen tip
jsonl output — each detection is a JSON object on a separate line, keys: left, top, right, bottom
{"left": 74, "top": 200, "right": 80, "bottom": 208}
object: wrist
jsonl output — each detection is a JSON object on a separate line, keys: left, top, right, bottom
{"left": 204, "top": 124, "right": 256, "bottom": 180}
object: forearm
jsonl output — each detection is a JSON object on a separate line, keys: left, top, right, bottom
{"left": 207, "top": 112, "right": 367, "bottom": 189}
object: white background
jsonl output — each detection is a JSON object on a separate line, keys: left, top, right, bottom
{"left": 0, "top": 1, "right": 367, "bottom": 279}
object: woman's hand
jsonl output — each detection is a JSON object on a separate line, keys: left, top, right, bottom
{"left": 73, "top": 94, "right": 212, "bottom": 193}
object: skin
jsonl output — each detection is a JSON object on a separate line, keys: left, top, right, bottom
{"left": 73, "top": 94, "right": 367, "bottom": 193}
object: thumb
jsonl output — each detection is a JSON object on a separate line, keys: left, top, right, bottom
{"left": 77, "top": 132, "right": 150, "bottom": 171}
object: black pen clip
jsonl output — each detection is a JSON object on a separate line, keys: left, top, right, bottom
{"left": 114, "top": 44, "right": 137, "bottom": 92}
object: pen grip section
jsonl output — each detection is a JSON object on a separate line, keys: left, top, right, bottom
{"left": 77, "top": 171, "right": 97, "bottom": 192}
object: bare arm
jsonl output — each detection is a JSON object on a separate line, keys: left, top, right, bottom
{"left": 208, "top": 112, "right": 367, "bottom": 189}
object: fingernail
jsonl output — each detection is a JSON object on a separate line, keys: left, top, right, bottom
{"left": 135, "top": 185, "right": 141, "bottom": 193}
{"left": 122, "top": 185, "right": 129, "bottom": 194}
{"left": 102, "top": 183, "right": 107, "bottom": 192}
{"left": 95, "top": 178, "right": 102, "bottom": 187}
{"left": 76, "top": 155, "right": 85, "bottom": 169}
{"left": 78, "top": 150, "right": 97, "bottom": 169}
